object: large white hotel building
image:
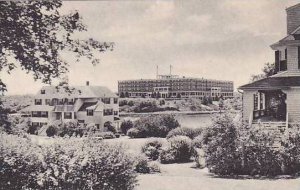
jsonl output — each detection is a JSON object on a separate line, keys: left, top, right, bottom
{"left": 118, "top": 74, "right": 234, "bottom": 100}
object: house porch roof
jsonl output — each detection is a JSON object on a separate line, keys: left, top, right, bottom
{"left": 239, "top": 76, "right": 300, "bottom": 90}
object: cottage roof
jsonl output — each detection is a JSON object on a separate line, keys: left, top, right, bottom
{"left": 36, "top": 85, "right": 117, "bottom": 98}
{"left": 21, "top": 105, "right": 54, "bottom": 112}
{"left": 239, "top": 76, "right": 300, "bottom": 90}
{"left": 86, "top": 101, "right": 104, "bottom": 112}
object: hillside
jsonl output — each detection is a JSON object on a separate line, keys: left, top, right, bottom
{"left": 1, "top": 95, "right": 33, "bottom": 113}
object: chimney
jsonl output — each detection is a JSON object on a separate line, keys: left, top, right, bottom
{"left": 86, "top": 81, "right": 89, "bottom": 86}
{"left": 286, "top": 4, "right": 300, "bottom": 34}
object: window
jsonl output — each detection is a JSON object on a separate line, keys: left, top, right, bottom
{"left": 114, "top": 98, "right": 118, "bottom": 104}
{"left": 102, "top": 98, "right": 110, "bottom": 104}
{"left": 253, "top": 93, "right": 258, "bottom": 111}
{"left": 96, "top": 124, "right": 100, "bottom": 129}
{"left": 45, "top": 99, "right": 51, "bottom": 105}
{"left": 103, "top": 109, "right": 113, "bottom": 116}
{"left": 64, "top": 112, "right": 72, "bottom": 119}
{"left": 32, "top": 111, "right": 39, "bottom": 117}
{"left": 113, "top": 111, "right": 118, "bottom": 115}
{"left": 67, "top": 99, "right": 74, "bottom": 105}
{"left": 34, "top": 99, "right": 42, "bottom": 105}
{"left": 87, "top": 110, "right": 94, "bottom": 116}
{"left": 58, "top": 99, "right": 64, "bottom": 105}
{"left": 41, "top": 111, "right": 48, "bottom": 118}
{"left": 41, "top": 90, "right": 45, "bottom": 94}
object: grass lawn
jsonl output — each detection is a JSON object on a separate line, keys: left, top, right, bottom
{"left": 136, "top": 163, "right": 300, "bottom": 190}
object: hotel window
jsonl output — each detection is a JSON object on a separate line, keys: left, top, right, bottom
{"left": 41, "top": 111, "right": 48, "bottom": 118}
{"left": 113, "top": 111, "right": 118, "bottom": 115}
{"left": 87, "top": 110, "right": 94, "bottom": 116}
{"left": 41, "top": 90, "right": 45, "bottom": 94}
{"left": 35, "top": 99, "right": 42, "bottom": 105}
{"left": 64, "top": 112, "right": 72, "bottom": 119}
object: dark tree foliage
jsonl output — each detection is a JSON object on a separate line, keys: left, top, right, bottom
{"left": 250, "top": 62, "right": 275, "bottom": 82}
{"left": 0, "top": 1, "right": 114, "bottom": 131}
{"left": 0, "top": 0, "right": 114, "bottom": 91}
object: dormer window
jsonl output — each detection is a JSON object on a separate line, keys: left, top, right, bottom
{"left": 41, "top": 90, "right": 45, "bottom": 94}
{"left": 34, "top": 99, "right": 42, "bottom": 105}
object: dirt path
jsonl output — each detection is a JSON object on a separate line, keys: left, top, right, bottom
{"left": 136, "top": 163, "right": 300, "bottom": 190}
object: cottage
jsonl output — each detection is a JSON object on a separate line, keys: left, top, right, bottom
{"left": 239, "top": 3, "right": 300, "bottom": 128}
{"left": 22, "top": 82, "right": 119, "bottom": 134}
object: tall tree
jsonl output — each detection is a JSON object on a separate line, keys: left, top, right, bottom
{"left": 0, "top": 1, "right": 114, "bottom": 130}
{"left": 0, "top": 0, "right": 114, "bottom": 93}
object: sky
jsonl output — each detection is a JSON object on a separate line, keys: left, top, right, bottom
{"left": 1, "top": 0, "right": 300, "bottom": 95}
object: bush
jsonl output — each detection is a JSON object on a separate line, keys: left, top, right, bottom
{"left": 27, "top": 125, "right": 38, "bottom": 134}
{"left": 129, "top": 115, "right": 180, "bottom": 138}
{"left": 167, "top": 127, "right": 202, "bottom": 139}
{"left": 202, "top": 114, "right": 240, "bottom": 175}
{"left": 0, "top": 134, "right": 137, "bottom": 190}
{"left": 46, "top": 125, "right": 58, "bottom": 137}
{"left": 200, "top": 114, "right": 300, "bottom": 176}
{"left": 120, "top": 120, "right": 133, "bottom": 134}
{"left": 104, "top": 121, "right": 116, "bottom": 133}
{"left": 160, "top": 136, "right": 192, "bottom": 164}
{"left": 127, "top": 128, "right": 142, "bottom": 138}
{"left": 134, "top": 156, "right": 150, "bottom": 174}
{"left": 141, "top": 139, "right": 163, "bottom": 160}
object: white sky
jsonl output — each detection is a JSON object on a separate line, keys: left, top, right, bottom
{"left": 1, "top": 0, "right": 299, "bottom": 95}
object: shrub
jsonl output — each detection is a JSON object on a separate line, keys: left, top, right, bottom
{"left": 148, "top": 162, "right": 160, "bottom": 173}
{"left": 160, "top": 136, "right": 192, "bottom": 164}
{"left": 134, "top": 156, "right": 150, "bottom": 174}
{"left": 167, "top": 127, "right": 202, "bottom": 139}
{"left": 0, "top": 134, "right": 137, "bottom": 190}
{"left": 141, "top": 139, "right": 163, "bottom": 160}
{"left": 104, "top": 121, "right": 116, "bottom": 133}
{"left": 120, "top": 120, "right": 133, "bottom": 134}
{"left": 127, "top": 128, "right": 142, "bottom": 138}
{"left": 46, "top": 125, "right": 58, "bottom": 137}
{"left": 160, "top": 148, "right": 177, "bottom": 164}
{"left": 202, "top": 114, "right": 240, "bottom": 175}
{"left": 27, "top": 125, "right": 38, "bottom": 134}
{"left": 129, "top": 115, "right": 180, "bottom": 138}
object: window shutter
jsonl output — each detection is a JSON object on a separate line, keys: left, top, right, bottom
{"left": 275, "top": 50, "right": 280, "bottom": 73}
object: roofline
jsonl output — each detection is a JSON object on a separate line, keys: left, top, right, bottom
{"left": 286, "top": 3, "right": 300, "bottom": 11}
{"left": 118, "top": 78, "right": 234, "bottom": 83}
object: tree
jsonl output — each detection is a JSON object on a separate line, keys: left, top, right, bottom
{"left": 250, "top": 62, "right": 275, "bottom": 82}
{"left": 104, "top": 121, "right": 116, "bottom": 133}
{"left": 120, "top": 120, "right": 133, "bottom": 134}
{"left": 0, "top": 1, "right": 113, "bottom": 131}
